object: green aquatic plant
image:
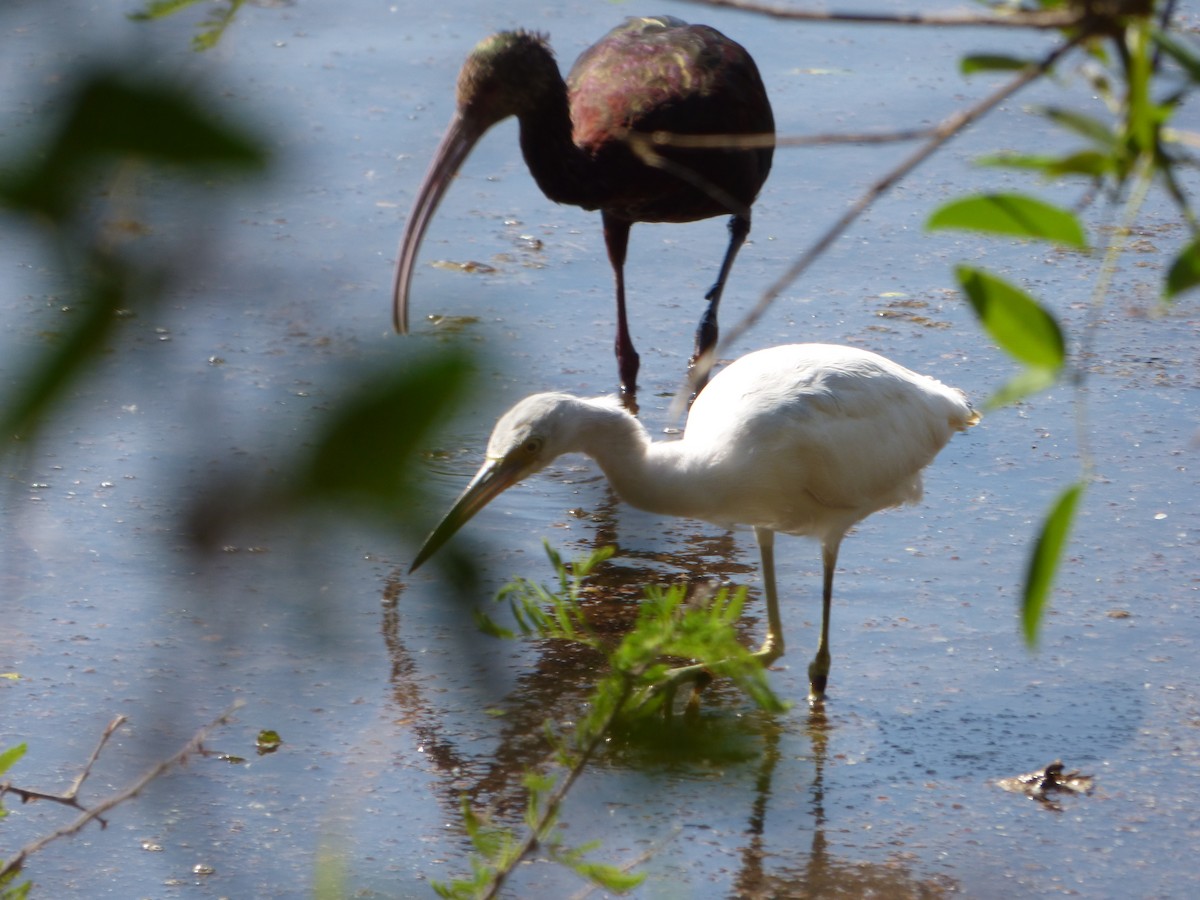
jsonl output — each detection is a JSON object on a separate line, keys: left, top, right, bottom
{"left": 435, "top": 543, "right": 783, "bottom": 898}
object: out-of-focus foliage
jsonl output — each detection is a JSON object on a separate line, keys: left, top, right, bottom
{"left": 1023, "top": 483, "right": 1085, "bottom": 645}
{"left": 928, "top": 193, "right": 1088, "bottom": 248}
{"left": 0, "top": 22, "right": 475, "bottom": 888}
{"left": 129, "top": 0, "right": 247, "bottom": 51}
{"left": 925, "top": 0, "right": 1197, "bottom": 641}
{"left": 0, "top": 70, "right": 266, "bottom": 446}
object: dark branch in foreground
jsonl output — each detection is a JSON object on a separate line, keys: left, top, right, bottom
{"left": 1, "top": 715, "right": 127, "bottom": 819}
{"left": 0, "top": 703, "right": 244, "bottom": 881}
{"left": 688, "top": 0, "right": 1084, "bottom": 30}
{"left": 710, "top": 35, "right": 1085, "bottom": 377}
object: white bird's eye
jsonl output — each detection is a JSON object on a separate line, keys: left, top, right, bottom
{"left": 522, "top": 437, "right": 543, "bottom": 456}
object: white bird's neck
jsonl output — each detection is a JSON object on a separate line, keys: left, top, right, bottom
{"left": 567, "top": 399, "right": 708, "bottom": 521}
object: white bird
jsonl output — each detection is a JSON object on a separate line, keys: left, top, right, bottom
{"left": 411, "top": 343, "right": 979, "bottom": 702}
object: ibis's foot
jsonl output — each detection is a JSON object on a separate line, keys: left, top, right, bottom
{"left": 618, "top": 387, "right": 639, "bottom": 415}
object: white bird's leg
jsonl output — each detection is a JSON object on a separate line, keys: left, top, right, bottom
{"left": 808, "top": 537, "right": 843, "bottom": 704}
{"left": 634, "top": 528, "right": 781, "bottom": 717}
{"left": 751, "top": 526, "right": 784, "bottom": 666}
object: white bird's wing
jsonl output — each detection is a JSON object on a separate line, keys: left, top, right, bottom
{"left": 685, "top": 344, "right": 971, "bottom": 535}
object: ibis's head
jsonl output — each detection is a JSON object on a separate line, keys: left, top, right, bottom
{"left": 410, "top": 392, "right": 591, "bottom": 571}
{"left": 391, "top": 30, "right": 559, "bottom": 334}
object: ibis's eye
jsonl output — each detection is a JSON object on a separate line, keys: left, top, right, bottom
{"left": 522, "top": 437, "right": 543, "bottom": 457}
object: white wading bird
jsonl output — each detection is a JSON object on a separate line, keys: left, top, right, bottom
{"left": 411, "top": 343, "right": 979, "bottom": 702}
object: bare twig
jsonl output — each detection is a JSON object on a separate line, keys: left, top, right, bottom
{"left": 0, "top": 702, "right": 243, "bottom": 881}
{"left": 621, "top": 126, "right": 937, "bottom": 236}
{"left": 631, "top": 126, "right": 937, "bottom": 151}
{"left": 715, "top": 35, "right": 1085, "bottom": 366}
{"left": 688, "top": 0, "right": 1083, "bottom": 30}
{"left": 480, "top": 681, "right": 637, "bottom": 900}
{"left": 0, "top": 715, "right": 127, "bottom": 818}
{"left": 65, "top": 714, "right": 127, "bottom": 801}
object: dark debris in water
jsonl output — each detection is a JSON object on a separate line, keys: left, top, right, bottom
{"left": 425, "top": 314, "right": 480, "bottom": 333}
{"left": 431, "top": 259, "right": 496, "bottom": 274}
{"left": 997, "top": 760, "right": 1094, "bottom": 809}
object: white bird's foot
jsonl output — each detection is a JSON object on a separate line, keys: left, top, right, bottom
{"left": 632, "top": 662, "right": 714, "bottom": 718}
{"left": 807, "top": 651, "right": 830, "bottom": 706}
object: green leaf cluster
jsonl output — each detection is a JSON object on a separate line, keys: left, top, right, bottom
{"left": 438, "top": 544, "right": 784, "bottom": 896}
{"left": 926, "top": 4, "right": 1200, "bottom": 642}
{"left": 0, "top": 745, "right": 31, "bottom": 898}
{"left": 129, "top": 0, "right": 247, "bottom": 52}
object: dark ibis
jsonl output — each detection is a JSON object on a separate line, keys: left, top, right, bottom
{"left": 410, "top": 343, "right": 979, "bottom": 703}
{"left": 392, "top": 15, "right": 775, "bottom": 397}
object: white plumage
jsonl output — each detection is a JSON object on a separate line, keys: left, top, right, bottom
{"left": 412, "top": 343, "right": 979, "bottom": 701}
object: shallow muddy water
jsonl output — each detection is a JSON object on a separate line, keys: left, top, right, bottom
{"left": 2, "top": 1, "right": 1199, "bottom": 897}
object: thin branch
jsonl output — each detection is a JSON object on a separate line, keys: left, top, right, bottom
{"left": 631, "top": 126, "right": 937, "bottom": 151}
{"left": 0, "top": 716, "right": 127, "bottom": 817}
{"left": 0, "top": 703, "right": 243, "bottom": 881}
{"left": 623, "top": 126, "right": 937, "bottom": 229}
{"left": 481, "top": 679, "right": 637, "bottom": 900}
{"left": 714, "top": 36, "right": 1085, "bottom": 367}
{"left": 65, "top": 714, "right": 127, "bottom": 801}
{"left": 687, "top": 0, "right": 1084, "bottom": 30}
{"left": 1074, "top": 152, "right": 1156, "bottom": 477}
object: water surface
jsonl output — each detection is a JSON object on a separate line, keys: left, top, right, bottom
{"left": 2, "top": 1, "right": 1198, "bottom": 897}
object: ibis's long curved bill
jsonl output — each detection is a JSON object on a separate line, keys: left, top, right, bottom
{"left": 392, "top": 112, "right": 486, "bottom": 334}
{"left": 410, "top": 454, "right": 525, "bottom": 572}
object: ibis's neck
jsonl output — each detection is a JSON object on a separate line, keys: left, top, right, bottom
{"left": 569, "top": 401, "right": 711, "bottom": 521}
{"left": 516, "top": 88, "right": 607, "bottom": 210}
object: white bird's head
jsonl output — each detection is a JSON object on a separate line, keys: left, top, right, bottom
{"left": 410, "top": 392, "right": 617, "bottom": 571}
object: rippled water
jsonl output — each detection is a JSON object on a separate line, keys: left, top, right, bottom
{"left": 3, "top": 1, "right": 1199, "bottom": 897}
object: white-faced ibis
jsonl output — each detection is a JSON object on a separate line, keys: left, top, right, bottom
{"left": 410, "top": 343, "right": 979, "bottom": 703}
{"left": 392, "top": 15, "right": 775, "bottom": 397}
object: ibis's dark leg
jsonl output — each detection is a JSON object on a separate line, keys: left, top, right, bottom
{"left": 602, "top": 212, "right": 640, "bottom": 397}
{"left": 690, "top": 214, "right": 751, "bottom": 390}
{"left": 808, "top": 536, "right": 843, "bottom": 705}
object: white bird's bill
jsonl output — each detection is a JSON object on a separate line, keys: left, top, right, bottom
{"left": 409, "top": 454, "right": 524, "bottom": 572}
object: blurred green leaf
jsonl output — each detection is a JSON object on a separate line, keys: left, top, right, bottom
{"left": 1165, "top": 238, "right": 1200, "bottom": 299}
{"left": 299, "top": 350, "right": 473, "bottom": 511}
{"left": 955, "top": 265, "right": 1067, "bottom": 370}
{"left": 129, "top": 0, "right": 202, "bottom": 19}
{"left": 1154, "top": 30, "right": 1200, "bottom": 83}
{"left": 1038, "top": 107, "right": 1116, "bottom": 149}
{"left": 0, "top": 70, "right": 266, "bottom": 221}
{"left": 961, "top": 54, "right": 1033, "bottom": 75}
{"left": 570, "top": 861, "right": 645, "bottom": 892}
{"left": 929, "top": 193, "right": 1088, "bottom": 249}
{"left": 1, "top": 257, "right": 134, "bottom": 445}
{"left": 988, "top": 366, "right": 1059, "bottom": 410}
{"left": 1126, "top": 20, "right": 1155, "bottom": 156}
{"left": 0, "top": 744, "right": 27, "bottom": 777}
{"left": 975, "top": 150, "right": 1113, "bottom": 179}
{"left": 129, "top": 0, "right": 247, "bottom": 52}
{"left": 1023, "top": 483, "right": 1084, "bottom": 645}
